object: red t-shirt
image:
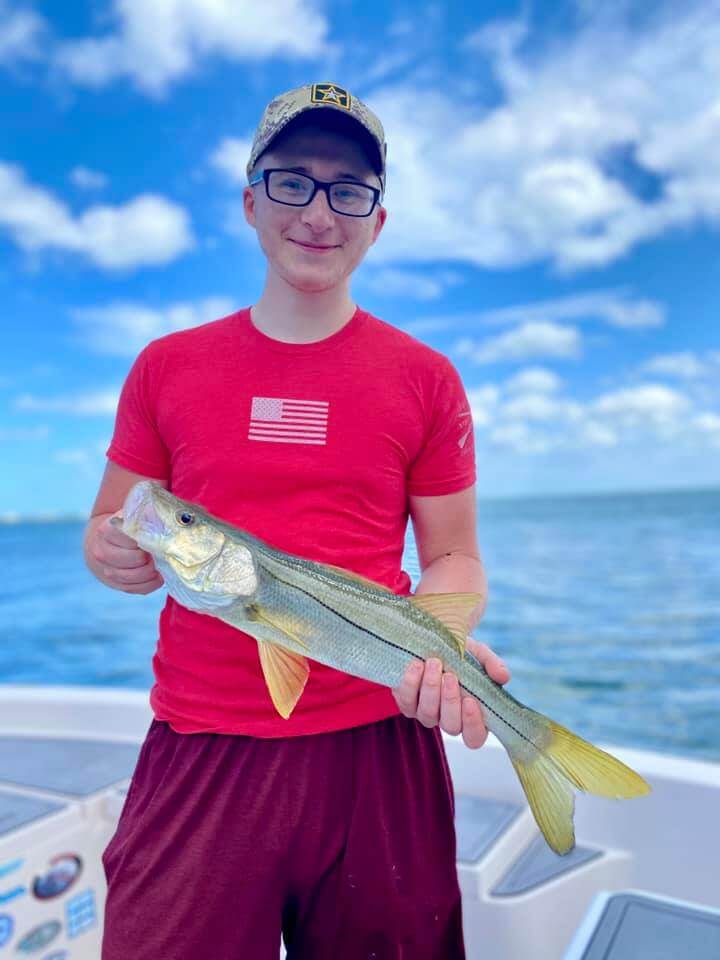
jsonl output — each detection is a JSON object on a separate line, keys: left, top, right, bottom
{"left": 106, "top": 305, "right": 476, "bottom": 736}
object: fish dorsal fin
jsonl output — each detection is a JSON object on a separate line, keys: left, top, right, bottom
{"left": 256, "top": 642, "right": 310, "bottom": 719}
{"left": 407, "top": 592, "right": 484, "bottom": 656}
{"left": 318, "top": 562, "right": 395, "bottom": 594}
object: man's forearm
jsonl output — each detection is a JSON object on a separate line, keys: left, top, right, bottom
{"left": 414, "top": 552, "right": 488, "bottom": 630}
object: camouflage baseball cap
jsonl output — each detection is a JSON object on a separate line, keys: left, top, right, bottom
{"left": 246, "top": 82, "right": 387, "bottom": 190}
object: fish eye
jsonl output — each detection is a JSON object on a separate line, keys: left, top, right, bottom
{"left": 175, "top": 510, "right": 196, "bottom": 526}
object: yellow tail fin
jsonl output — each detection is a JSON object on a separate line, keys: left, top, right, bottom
{"left": 545, "top": 719, "right": 651, "bottom": 799}
{"left": 509, "top": 718, "right": 650, "bottom": 855}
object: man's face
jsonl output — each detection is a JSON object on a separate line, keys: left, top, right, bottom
{"left": 243, "top": 125, "right": 387, "bottom": 294}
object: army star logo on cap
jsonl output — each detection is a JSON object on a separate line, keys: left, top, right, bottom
{"left": 311, "top": 83, "right": 351, "bottom": 110}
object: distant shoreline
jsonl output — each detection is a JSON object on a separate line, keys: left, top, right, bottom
{"left": 2, "top": 484, "right": 718, "bottom": 525}
{"left": 0, "top": 513, "right": 88, "bottom": 526}
{"left": 478, "top": 485, "right": 720, "bottom": 505}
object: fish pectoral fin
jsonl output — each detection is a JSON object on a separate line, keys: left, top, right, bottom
{"left": 257, "top": 642, "right": 310, "bottom": 720}
{"left": 248, "top": 607, "right": 311, "bottom": 653}
{"left": 407, "top": 592, "right": 485, "bottom": 656}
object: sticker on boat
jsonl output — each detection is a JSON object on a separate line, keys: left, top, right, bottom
{"left": 32, "top": 855, "right": 83, "bottom": 900}
{"left": 0, "top": 885, "right": 26, "bottom": 905}
{"left": 0, "top": 858, "right": 24, "bottom": 879}
{"left": 0, "top": 913, "right": 13, "bottom": 947}
{"left": 15, "top": 920, "right": 61, "bottom": 953}
{"left": 66, "top": 888, "right": 96, "bottom": 938}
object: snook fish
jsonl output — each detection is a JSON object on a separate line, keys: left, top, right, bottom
{"left": 113, "top": 480, "right": 650, "bottom": 854}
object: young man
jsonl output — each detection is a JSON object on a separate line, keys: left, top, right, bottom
{"left": 85, "top": 82, "right": 510, "bottom": 960}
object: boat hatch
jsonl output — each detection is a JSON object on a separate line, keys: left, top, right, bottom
{"left": 492, "top": 836, "right": 603, "bottom": 897}
{"left": 0, "top": 737, "right": 140, "bottom": 797}
{"left": 0, "top": 790, "right": 66, "bottom": 838}
{"left": 454, "top": 794, "right": 523, "bottom": 863}
{"left": 564, "top": 890, "right": 720, "bottom": 959}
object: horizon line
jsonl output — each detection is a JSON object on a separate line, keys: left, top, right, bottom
{"left": 2, "top": 483, "right": 719, "bottom": 524}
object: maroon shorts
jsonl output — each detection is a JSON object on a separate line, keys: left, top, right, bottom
{"left": 101, "top": 714, "right": 465, "bottom": 960}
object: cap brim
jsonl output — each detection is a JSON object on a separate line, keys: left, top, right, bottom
{"left": 258, "top": 107, "right": 384, "bottom": 177}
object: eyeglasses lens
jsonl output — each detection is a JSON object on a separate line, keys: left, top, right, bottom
{"left": 267, "top": 171, "right": 375, "bottom": 216}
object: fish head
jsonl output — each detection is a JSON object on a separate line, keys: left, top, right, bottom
{"left": 116, "top": 481, "right": 257, "bottom": 609}
{"left": 119, "top": 481, "right": 226, "bottom": 564}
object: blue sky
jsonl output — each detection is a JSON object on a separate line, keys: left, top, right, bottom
{"left": 2, "top": 0, "right": 719, "bottom": 517}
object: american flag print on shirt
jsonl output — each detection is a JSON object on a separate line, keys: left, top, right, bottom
{"left": 248, "top": 396, "right": 329, "bottom": 445}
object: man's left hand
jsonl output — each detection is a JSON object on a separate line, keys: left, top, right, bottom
{"left": 391, "top": 639, "right": 510, "bottom": 749}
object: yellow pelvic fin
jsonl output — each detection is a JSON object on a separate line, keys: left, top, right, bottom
{"left": 407, "top": 592, "right": 485, "bottom": 657}
{"left": 256, "top": 642, "right": 310, "bottom": 720}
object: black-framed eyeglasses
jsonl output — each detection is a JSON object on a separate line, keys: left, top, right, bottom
{"left": 248, "top": 168, "right": 382, "bottom": 218}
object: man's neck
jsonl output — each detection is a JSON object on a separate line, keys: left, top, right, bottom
{"left": 250, "top": 273, "right": 357, "bottom": 344}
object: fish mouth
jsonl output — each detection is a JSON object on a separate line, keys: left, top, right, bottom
{"left": 122, "top": 481, "right": 169, "bottom": 546}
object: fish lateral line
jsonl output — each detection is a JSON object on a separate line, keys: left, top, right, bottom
{"left": 261, "top": 565, "right": 522, "bottom": 736}
{"left": 258, "top": 565, "right": 416, "bottom": 660}
{"left": 458, "top": 679, "right": 537, "bottom": 749}
{"left": 262, "top": 555, "right": 472, "bottom": 655}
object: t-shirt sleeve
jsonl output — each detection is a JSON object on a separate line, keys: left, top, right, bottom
{"left": 407, "top": 356, "right": 476, "bottom": 497}
{"left": 106, "top": 343, "right": 170, "bottom": 479}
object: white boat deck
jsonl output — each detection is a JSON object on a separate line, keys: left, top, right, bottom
{"left": 1, "top": 684, "right": 719, "bottom": 959}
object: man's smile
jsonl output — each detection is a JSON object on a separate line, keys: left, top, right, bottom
{"left": 289, "top": 239, "right": 341, "bottom": 252}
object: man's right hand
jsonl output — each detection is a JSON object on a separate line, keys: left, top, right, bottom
{"left": 89, "top": 513, "right": 164, "bottom": 594}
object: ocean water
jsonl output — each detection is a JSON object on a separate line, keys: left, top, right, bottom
{"left": 1, "top": 489, "right": 718, "bottom": 763}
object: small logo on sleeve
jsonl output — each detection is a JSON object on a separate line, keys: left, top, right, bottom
{"left": 457, "top": 411, "right": 473, "bottom": 450}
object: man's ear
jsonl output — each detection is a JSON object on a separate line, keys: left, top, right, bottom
{"left": 243, "top": 186, "right": 257, "bottom": 228}
{"left": 370, "top": 204, "right": 388, "bottom": 245}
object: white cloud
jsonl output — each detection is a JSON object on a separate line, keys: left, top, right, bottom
{"left": 15, "top": 390, "right": 119, "bottom": 415}
{"left": 56, "top": 0, "right": 329, "bottom": 96}
{"left": 396, "top": 290, "right": 663, "bottom": 339}
{"left": 694, "top": 413, "right": 720, "bottom": 447}
{"left": 364, "top": 2, "right": 720, "bottom": 270}
{"left": 578, "top": 421, "right": 618, "bottom": 447}
{"left": 211, "top": 137, "right": 253, "bottom": 184}
{"left": 70, "top": 166, "right": 108, "bottom": 191}
{"left": 456, "top": 321, "right": 581, "bottom": 364}
{"left": 72, "top": 296, "right": 236, "bottom": 355}
{"left": 466, "top": 384, "right": 500, "bottom": 428}
{"left": 501, "top": 392, "right": 582, "bottom": 423}
{"left": 0, "top": 162, "right": 194, "bottom": 269}
{"left": 479, "top": 291, "right": 665, "bottom": 329}
{"left": 641, "top": 351, "right": 715, "bottom": 380}
{"left": 462, "top": 370, "right": 718, "bottom": 456}
{"left": 505, "top": 368, "right": 563, "bottom": 394}
{"left": 489, "top": 421, "right": 555, "bottom": 454}
{"left": 359, "top": 266, "right": 463, "bottom": 301}
{"left": 55, "top": 448, "right": 92, "bottom": 464}
{"left": 0, "top": 1, "right": 45, "bottom": 65}
{"left": 592, "top": 384, "right": 692, "bottom": 426}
